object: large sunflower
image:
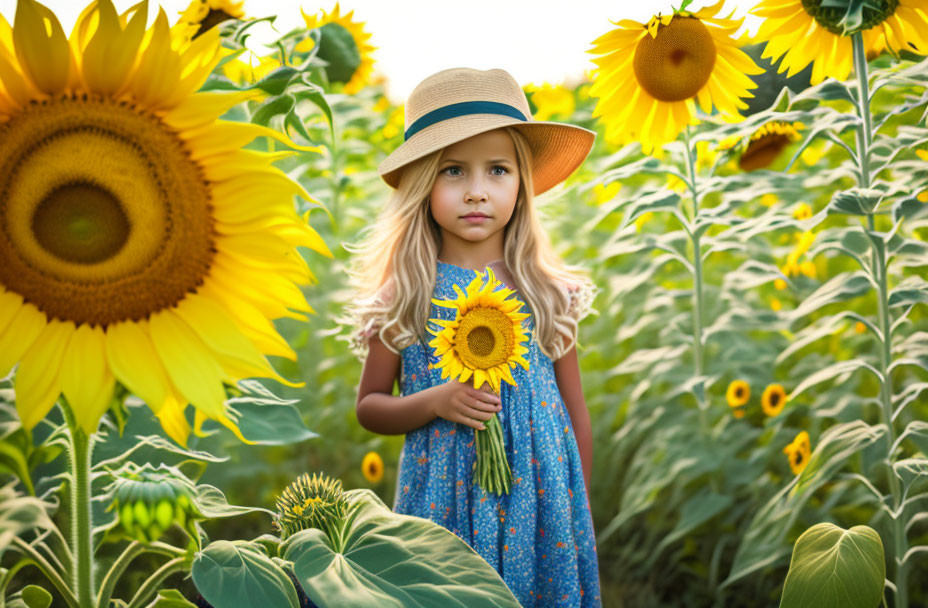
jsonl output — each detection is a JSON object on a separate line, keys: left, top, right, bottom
{"left": 587, "top": 0, "right": 763, "bottom": 153}
{"left": 427, "top": 268, "right": 530, "bottom": 393}
{"left": 299, "top": 3, "right": 376, "bottom": 95}
{"left": 0, "top": 0, "right": 330, "bottom": 445}
{"left": 751, "top": 0, "right": 928, "bottom": 85}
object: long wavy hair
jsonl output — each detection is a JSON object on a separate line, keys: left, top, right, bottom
{"left": 340, "top": 126, "right": 595, "bottom": 361}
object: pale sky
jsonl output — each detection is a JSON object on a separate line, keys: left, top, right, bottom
{"left": 0, "top": 0, "right": 763, "bottom": 103}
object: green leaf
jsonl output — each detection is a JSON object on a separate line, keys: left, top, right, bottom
{"left": 145, "top": 589, "right": 198, "bottom": 608}
{"left": 284, "top": 489, "right": 521, "bottom": 608}
{"left": 192, "top": 540, "right": 299, "bottom": 608}
{"left": 827, "top": 188, "right": 883, "bottom": 216}
{"left": 789, "top": 272, "right": 873, "bottom": 322}
{"left": 619, "top": 190, "right": 683, "bottom": 230}
{"left": 780, "top": 522, "right": 884, "bottom": 608}
{"left": 888, "top": 275, "right": 928, "bottom": 308}
{"left": 220, "top": 399, "right": 318, "bottom": 446}
{"left": 789, "top": 359, "right": 883, "bottom": 401}
{"left": 0, "top": 482, "right": 55, "bottom": 560}
{"left": 20, "top": 585, "right": 53, "bottom": 608}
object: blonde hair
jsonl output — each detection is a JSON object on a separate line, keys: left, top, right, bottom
{"left": 340, "top": 126, "right": 595, "bottom": 361}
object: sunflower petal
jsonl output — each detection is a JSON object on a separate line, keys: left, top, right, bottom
{"left": 15, "top": 320, "right": 73, "bottom": 431}
{"left": 60, "top": 324, "right": 114, "bottom": 435}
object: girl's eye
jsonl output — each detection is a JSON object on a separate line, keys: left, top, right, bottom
{"left": 491, "top": 165, "right": 509, "bottom": 176}
{"left": 442, "top": 166, "right": 463, "bottom": 177}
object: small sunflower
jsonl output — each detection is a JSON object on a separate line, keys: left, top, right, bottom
{"left": 178, "top": 0, "right": 245, "bottom": 40}
{"left": 770, "top": 297, "right": 783, "bottom": 311}
{"left": 751, "top": 0, "right": 928, "bottom": 85}
{"left": 732, "top": 407, "right": 746, "bottom": 419}
{"left": 855, "top": 321, "right": 868, "bottom": 334}
{"left": 736, "top": 121, "right": 803, "bottom": 171}
{"left": 588, "top": 0, "right": 763, "bottom": 153}
{"left": 726, "top": 379, "right": 750, "bottom": 408}
{"left": 274, "top": 473, "right": 349, "bottom": 541}
{"left": 361, "top": 451, "right": 384, "bottom": 484}
{"left": 428, "top": 267, "right": 531, "bottom": 393}
{"left": 783, "top": 430, "right": 812, "bottom": 475}
{"left": 0, "top": 0, "right": 330, "bottom": 445}
{"left": 299, "top": 3, "right": 376, "bottom": 95}
{"left": 761, "top": 383, "right": 787, "bottom": 416}
{"left": 793, "top": 202, "right": 813, "bottom": 220}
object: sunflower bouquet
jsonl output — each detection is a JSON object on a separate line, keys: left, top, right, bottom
{"left": 427, "top": 267, "right": 531, "bottom": 495}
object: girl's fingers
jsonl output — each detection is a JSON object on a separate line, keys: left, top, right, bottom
{"left": 456, "top": 412, "right": 486, "bottom": 430}
{"left": 470, "top": 396, "right": 501, "bottom": 412}
{"left": 461, "top": 404, "right": 494, "bottom": 422}
{"left": 469, "top": 389, "right": 502, "bottom": 406}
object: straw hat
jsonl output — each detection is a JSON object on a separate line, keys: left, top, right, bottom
{"left": 377, "top": 67, "right": 596, "bottom": 195}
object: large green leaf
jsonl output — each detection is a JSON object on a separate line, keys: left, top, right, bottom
{"left": 145, "top": 590, "right": 198, "bottom": 608}
{"left": 779, "top": 522, "right": 884, "bottom": 608}
{"left": 191, "top": 540, "right": 299, "bottom": 608}
{"left": 283, "top": 489, "right": 520, "bottom": 608}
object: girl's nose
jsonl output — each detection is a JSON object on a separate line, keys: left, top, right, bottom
{"left": 464, "top": 182, "right": 488, "bottom": 203}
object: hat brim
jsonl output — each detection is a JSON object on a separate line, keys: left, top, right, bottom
{"left": 377, "top": 114, "right": 595, "bottom": 196}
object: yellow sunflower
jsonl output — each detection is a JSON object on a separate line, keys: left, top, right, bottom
{"left": 736, "top": 121, "right": 803, "bottom": 171}
{"left": 783, "top": 430, "right": 812, "bottom": 475}
{"left": 361, "top": 451, "right": 384, "bottom": 483}
{"left": 761, "top": 383, "right": 788, "bottom": 416}
{"left": 177, "top": 0, "right": 245, "bottom": 41}
{"left": 587, "top": 0, "right": 763, "bottom": 154}
{"left": 751, "top": 0, "right": 928, "bottom": 85}
{"left": 0, "top": 0, "right": 330, "bottom": 445}
{"left": 427, "top": 267, "right": 531, "bottom": 393}
{"left": 726, "top": 379, "right": 750, "bottom": 408}
{"left": 298, "top": 3, "right": 376, "bottom": 95}
{"left": 793, "top": 201, "right": 813, "bottom": 220}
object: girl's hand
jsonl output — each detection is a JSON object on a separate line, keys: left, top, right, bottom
{"left": 427, "top": 380, "right": 502, "bottom": 430}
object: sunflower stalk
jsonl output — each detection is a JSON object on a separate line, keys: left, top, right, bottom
{"left": 61, "top": 402, "right": 96, "bottom": 608}
{"left": 683, "top": 126, "right": 708, "bottom": 435}
{"left": 473, "top": 406, "right": 512, "bottom": 495}
{"left": 852, "top": 30, "right": 907, "bottom": 608}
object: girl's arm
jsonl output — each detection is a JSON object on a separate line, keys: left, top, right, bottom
{"left": 356, "top": 335, "right": 437, "bottom": 435}
{"left": 356, "top": 335, "right": 502, "bottom": 435}
{"left": 553, "top": 345, "right": 593, "bottom": 497}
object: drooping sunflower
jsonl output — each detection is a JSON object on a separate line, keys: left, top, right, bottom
{"left": 361, "top": 451, "right": 384, "bottom": 484}
{"left": 427, "top": 267, "right": 531, "bottom": 393}
{"left": 751, "top": 0, "right": 928, "bottom": 85}
{"left": 725, "top": 121, "right": 804, "bottom": 171}
{"left": 761, "top": 383, "right": 788, "bottom": 416}
{"left": 783, "top": 430, "right": 812, "bottom": 475}
{"left": 0, "top": 0, "right": 330, "bottom": 444}
{"left": 298, "top": 3, "right": 376, "bottom": 95}
{"left": 178, "top": 0, "right": 245, "bottom": 40}
{"left": 587, "top": 0, "right": 763, "bottom": 153}
{"left": 726, "top": 379, "right": 750, "bottom": 408}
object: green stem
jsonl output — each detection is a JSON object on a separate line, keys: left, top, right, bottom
{"left": 125, "top": 557, "right": 187, "bottom": 608}
{"left": 9, "top": 538, "right": 78, "bottom": 608}
{"left": 852, "top": 31, "right": 906, "bottom": 608}
{"left": 61, "top": 404, "right": 95, "bottom": 608}
{"left": 683, "top": 126, "right": 707, "bottom": 431}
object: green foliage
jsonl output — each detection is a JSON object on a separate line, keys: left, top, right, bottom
{"left": 192, "top": 540, "right": 299, "bottom": 608}
{"left": 779, "top": 522, "right": 884, "bottom": 608}
{"left": 283, "top": 489, "right": 521, "bottom": 608}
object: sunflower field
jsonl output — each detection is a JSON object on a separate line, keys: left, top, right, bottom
{"left": 1, "top": 0, "right": 927, "bottom": 606}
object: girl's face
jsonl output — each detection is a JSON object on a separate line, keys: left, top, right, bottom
{"left": 430, "top": 129, "right": 520, "bottom": 250}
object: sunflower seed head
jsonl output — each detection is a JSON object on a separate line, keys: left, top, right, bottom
{"left": 274, "top": 472, "right": 349, "bottom": 540}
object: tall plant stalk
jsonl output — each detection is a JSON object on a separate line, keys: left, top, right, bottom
{"left": 61, "top": 404, "right": 95, "bottom": 608}
{"left": 851, "top": 31, "right": 907, "bottom": 608}
{"left": 683, "top": 126, "right": 708, "bottom": 434}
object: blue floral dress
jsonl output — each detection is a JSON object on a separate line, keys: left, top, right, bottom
{"left": 392, "top": 259, "right": 602, "bottom": 607}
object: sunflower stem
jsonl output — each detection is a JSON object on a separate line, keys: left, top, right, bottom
{"left": 61, "top": 403, "right": 95, "bottom": 608}
{"left": 852, "top": 30, "right": 907, "bottom": 608}
{"left": 683, "top": 125, "right": 708, "bottom": 435}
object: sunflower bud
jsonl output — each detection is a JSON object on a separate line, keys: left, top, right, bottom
{"left": 800, "top": 0, "right": 899, "bottom": 35}
{"left": 274, "top": 473, "right": 350, "bottom": 541}
{"left": 105, "top": 463, "right": 202, "bottom": 544}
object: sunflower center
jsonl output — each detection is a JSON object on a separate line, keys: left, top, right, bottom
{"left": 800, "top": 0, "right": 898, "bottom": 35}
{"left": 317, "top": 22, "right": 362, "bottom": 84}
{"left": 0, "top": 95, "right": 215, "bottom": 327}
{"left": 769, "top": 393, "right": 781, "bottom": 406}
{"left": 633, "top": 16, "right": 716, "bottom": 102}
{"left": 455, "top": 307, "right": 515, "bottom": 370}
{"left": 793, "top": 452, "right": 803, "bottom": 466}
{"left": 739, "top": 133, "right": 792, "bottom": 171}
{"left": 194, "top": 9, "right": 236, "bottom": 38}
{"left": 32, "top": 183, "right": 130, "bottom": 264}
{"left": 736, "top": 387, "right": 744, "bottom": 397}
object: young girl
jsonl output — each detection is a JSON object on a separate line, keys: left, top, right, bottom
{"left": 342, "top": 67, "right": 602, "bottom": 607}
